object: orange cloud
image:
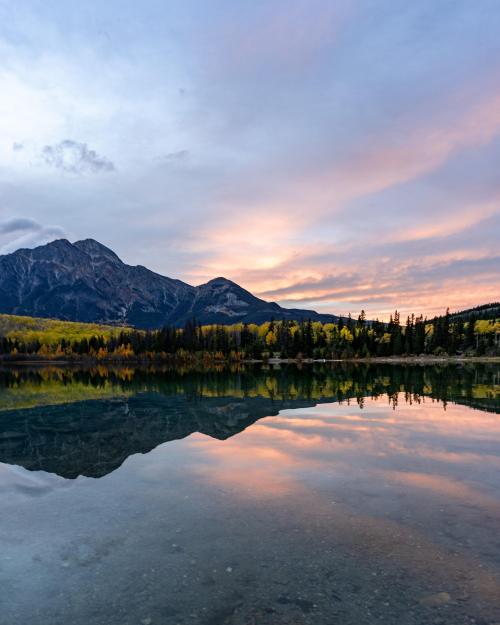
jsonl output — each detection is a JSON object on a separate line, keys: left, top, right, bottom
{"left": 177, "top": 81, "right": 500, "bottom": 318}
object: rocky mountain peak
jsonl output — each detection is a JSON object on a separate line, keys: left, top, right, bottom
{"left": 0, "top": 238, "right": 339, "bottom": 327}
{"left": 200, "top": 277, "right": 239, "bottom": 290}
{"left": 74, "top": 239, "right": 122, "bottom": 264}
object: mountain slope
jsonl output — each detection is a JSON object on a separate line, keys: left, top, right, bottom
{"left": 448, "top": 303, "right": 500, "bottom": 322}
{"left": 0, "top": 239, "right": 192, "bottom": 327}
{"left": 176, "top": 276, "right": 317, "bottom": 325}
{"left": 0, "top": 239, "right": 338, "bottom": 327}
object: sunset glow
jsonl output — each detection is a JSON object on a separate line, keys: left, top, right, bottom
{"left": 1, "top": 1, "right": 499, "bottom": 318}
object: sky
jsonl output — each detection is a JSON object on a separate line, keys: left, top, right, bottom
{"left": 0, "top": 0, "right": 499, "bottom": 320}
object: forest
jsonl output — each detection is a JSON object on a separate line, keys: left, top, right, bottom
{"left": 0, "top": 308, "right": 499, "bottom": 361}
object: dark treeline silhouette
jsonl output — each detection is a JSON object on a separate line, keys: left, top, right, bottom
{"left": 0, "top": 308, "right": 498, "bottom": 360}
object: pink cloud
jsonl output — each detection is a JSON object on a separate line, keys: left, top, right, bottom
{"left": 173, "top": 78, "right": 500, "bottom": 318}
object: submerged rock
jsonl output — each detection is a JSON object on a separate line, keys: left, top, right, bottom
{"left": 419, "top": 591, "right": 451, "bottom": 607}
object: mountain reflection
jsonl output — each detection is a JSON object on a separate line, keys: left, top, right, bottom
{"left": 0, "top": 364, "right": 498, "bottom": 479}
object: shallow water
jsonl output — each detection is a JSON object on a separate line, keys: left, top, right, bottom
{"left": 0, "top": 364, "right": 499, "bottom": 625}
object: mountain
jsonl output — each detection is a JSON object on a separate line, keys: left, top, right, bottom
{"left": 448, "top": 303, "right": 500, "bottom": 322}
{"left": 0, "top": 238, "right": 339, "bottom": 327}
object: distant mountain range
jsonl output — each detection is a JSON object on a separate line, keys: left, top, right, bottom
{"left": 0, "top": 238, "right": 339, "bottom": 327}
{"left": 447, "top": 302, "right": 500, "bottom": 322}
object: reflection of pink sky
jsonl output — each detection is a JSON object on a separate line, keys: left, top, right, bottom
{"left": 187, "top": 432, "right": 304, "bottom": 497}
{"left": 374, "top": 470, "right": 500, "bottom": 513}
{"left": 181, "top": 398, "right": 500, "bottom": 602}
{"left": 185, "top": 397, "right": 500, "bottom": 505}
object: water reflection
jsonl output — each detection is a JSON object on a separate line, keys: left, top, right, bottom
{"left": 0, "top": 364, "right": 499, "bottom": 625}
{"left": 0, "top": 363, "right": 498, "bottom": 479}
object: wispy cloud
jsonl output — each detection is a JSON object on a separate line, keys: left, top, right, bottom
{"left": 41, "top": 140, "right": 115, "bottom": 174}
{"left": 161, "top": 150, "right": 189, "bottom": 162}
{"left": 0, "top": 217, "right": 41, "bottom": 234}
{"left": 0, "top": 217, "right": 66, "bottom": 254}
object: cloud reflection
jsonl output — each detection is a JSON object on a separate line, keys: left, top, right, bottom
{"left": 182, "top": 397, "right": 500, "bottom": 602}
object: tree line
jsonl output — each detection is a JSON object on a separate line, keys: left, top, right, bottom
{"left": 0, "top": 308, "right": 498, "bottom": 360}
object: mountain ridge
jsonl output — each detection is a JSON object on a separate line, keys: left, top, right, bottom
{"left": 0, "top": 238, "right": 339, "bottom": 328}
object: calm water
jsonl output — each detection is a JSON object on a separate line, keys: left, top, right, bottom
{"left": 0, "top": 364, "right": 499, "bottom": 625}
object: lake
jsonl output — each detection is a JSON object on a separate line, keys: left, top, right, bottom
{"left": 0, "top": 363, "right": 499, "bottom": 625}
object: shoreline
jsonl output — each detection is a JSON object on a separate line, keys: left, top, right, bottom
{"left": 268, "top": 356, "right": 500, "bottom": 364}
{"left": 1, "top": 355, "right": 499, "bottom": 366}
